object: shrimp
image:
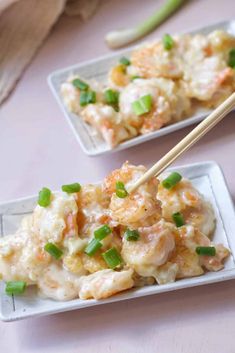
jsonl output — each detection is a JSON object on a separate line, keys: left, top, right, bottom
{"left": 183, "top": 56, "right": 234, "bottom": 101}
{"left": 75, "top": 183, "right": 117, "bottom": 239}
{"left": 103, "top": 162, "right": 148, "bottom": 195}
{"left": 38, "top": 264, "right": 79, "bottom": 301}
{"left": 200, "top": 244, "right": 230, "bottom": 272}
{"left": 208, "top": 30, "right": 235, "bottom": 58}
{"left": 61, "top": 82, "right": 81, "bottom": 114}
{"left": 170, "top": 226, "right": 204, "bottom": 279}
{"left": 119, "top": 78, "right": 191, "bottom": 134}
{"left": 81, "top": 253, "right": 108, "bottom": 274}
{"left": 0, "top": 217, "right": 51, "bottom": 283}
{"left": 81, "top": 103, "right": 132, "bottom": 147}
{"left": 63, "top": 254, "right": 86, "bottom": 275}
{"left": 157, "top": 176, "right": 215, "bottom": 237}
{"left": 121, "top": 220, "right": 175, "bottom": 280}
{"left": 76, "top": 184, "right": 110, "bottom": 222}
{"left": 171, "top": 225, "right": 229, "bottom": 277}
{"left": 77, "top": 268, "right": 134, "bottom": 300}
{"left": 154, "top": 262, "right": 179, "bottom": 284}
{"left": 181, "top": 225, "right": 230, "bottom": 272}
{"left": 32, "top": 192, "right": 78, "bottom": 243}
{"left": 104, "top": 162, "right": 161, "bottom": 227}
{"left": 119, "top": 78, "right": 171, "bottom": 132}
{"left": 130, "top": 37, "right": 186, "bottom": 79}
{"left": 61, "top": 76, "right": 104, "bottom": 114}
{"left": 109, "top": 64, "right": 130, "bottom": 88}
{"left": 182, "top": 32, "right": 235, "bottom": 102}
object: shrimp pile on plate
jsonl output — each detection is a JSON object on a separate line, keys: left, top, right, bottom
{"left": 0, "top": 163, "right": 230, "bottom": 301}
{"left": 61, "top": 30, "right": 235, "bottom": 148}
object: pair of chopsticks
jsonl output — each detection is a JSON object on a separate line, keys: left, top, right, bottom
{"left": 128, "top": 92, "right": 235, "bottom": 193}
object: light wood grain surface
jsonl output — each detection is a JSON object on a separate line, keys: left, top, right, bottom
{"left": 0, "top": 1, "right": 235, "bottom": 352}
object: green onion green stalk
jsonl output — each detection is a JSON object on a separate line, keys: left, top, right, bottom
{"left": 105, "top": 0, "right": 185, "bottom": 49}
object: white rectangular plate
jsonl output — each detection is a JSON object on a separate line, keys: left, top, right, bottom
{"left": 1, "top": 161, "right": 235, "bottom": 321}
{"left": 48, "top": 20, "right": 235, "bottom": 156}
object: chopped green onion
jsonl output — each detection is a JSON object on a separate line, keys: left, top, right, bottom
{"left": 38, "top": 187, "right": 51, "bottom": 207}
{"left": 102, "top": 247, "right": 123, "bottom": 269}
{"left": 141, "top": 95, "right": 152, "bottom": 110}
{"left": 162, "top": 172, "right": 182, "bottom": 189}
{"left": 80, "top": 91, "right": 88, "bottom": 106}
{"left": 131, "top": 75, "right": 141, "bottom": 81}
{"left": 84, "top": 238, "right": 102, "bottom": 256}
{"left": 87, "top": 91, "right": 96, "bottom": 104}
{"left": 62, "top": 183, "right": 81, "bottom": 193}
{"left": 228, "top": 48, "right": 235, "bottom": 68}
{"left": 196, "top": 246, "right": 216, "bottom": 256}
{"left": 124, "top": 228, "right": 140, "bottom": 241}
{"left": 172, "top": 212, "right": 184, "bottom": 227}
{"left": 105, "top": 0, "right": 185, "bottom": 49}
{"left": 116, "top": 181, "right": 128, "bottom": 198}
{"left": 104, "top": 89, "right": 119, "bottom": 105}
{"left": 44, "top": 243, "right": 63, "bottom": 259}
{"left": 5, "top": 281, "right": 26, "bottom": 295}
{"left": 80, "top": 91, "right": 96, "bottom": 106}
{"left": 119, "top": 57, "right": 131, "bottom": 66}
{"left": 132, "top": 94, "right": 152, "bottom": 116}
{"left": 94, "top": 224, "right": 112, "bottom": 240}
{"left": 132, "top": 101, "right": 144, "bottom": 116}
{"left": 72, "top": 78, "right": 89, "bottom": 91}
{"left": 116, "top": 189, "right": 128, "bottom": 198}
{"left": 162, "top": 33, "right": 174, "bottom": 50}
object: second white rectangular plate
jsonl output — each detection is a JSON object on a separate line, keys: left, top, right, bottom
{"left": 48, "top": 20, "right": 235, "bottom": 156}
{"left": 1, "top": 161, "right": 235, "bottom": 321}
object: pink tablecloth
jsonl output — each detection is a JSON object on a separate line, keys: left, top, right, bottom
{"left": 0, "top": 1, "right": 235, "bottom": 352}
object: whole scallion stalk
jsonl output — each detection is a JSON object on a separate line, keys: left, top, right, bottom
{"left": 105, "top": 0, "right": 185, "bottom": 49}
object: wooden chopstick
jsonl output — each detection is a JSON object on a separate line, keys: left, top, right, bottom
{"left": 128, "top": 92, "right": 235, "bottom": 194}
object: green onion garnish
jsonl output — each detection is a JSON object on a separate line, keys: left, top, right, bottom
{"left": 62, "top": 183, "right": 81, "bottom": 193}
{"left": 80, "top": 91, "right": 96, "bottom": 106}
{"left": 44, "top": 243, "right": 63, "bottom": 259}
{"left": 162, "top": 172, "right": 182, "bottom": 189}
{"left": 196, "top": 246, "right": 216, "bottom": 256}
{"left": 132, "top": 94, "right": 152, "bottom": 116}
{"left": 80, "top": 91, "right": 88, "bottom": 106}
{"left": 102, "top": 247, "right": 123, "bottom": 269}
{"left": 116, "top": 181, "right": 128, "bottom": 198}
{"left": 124, "top": 228, "right": 140, "bottom": 241}
{"left": 172, "top": 212, "right": 185, "bottom": 227}
{"left": 141, "top": 95, "right": 152, "bottom": 110}
{"left": 72, "top": 78, "right": 89, "bottom": 91}
{"left": 119, "top": 57, "right": 131, "bottom": 66}
{"left": 162, "top": 33, "right": 174, "bottom": 50}
{"left": 131, "top": 76, "right": 141, "bottom": 81}
{"left": 228, "top": 48, "right": 235, "bottom": 68}
{"left": 87, "top": 91, "right": 96, "bottom": 104}
{"left": 94, "top": 224, "right": 112, "bottom": 241}
{"left": 84, "top": 238, "right": 102, "bottom": 256}
{"left": 38, "top": 187, "right": 51, "bottom": 207}
{"left": 5, "top": 281, "right": 26, "bottom": 295}
{"left": 116, "top": 189, "right": 128, "bottom": 198}
{"left": 104, "top": 89, "right": 119, "bottom": 105}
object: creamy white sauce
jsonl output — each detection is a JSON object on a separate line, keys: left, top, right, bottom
{"left": 33, "top": 193, "right": 78, "bottom": 243}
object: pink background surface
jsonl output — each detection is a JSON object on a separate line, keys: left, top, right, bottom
{"left": 0, "top": 0, "right": 235, "bottom": 352}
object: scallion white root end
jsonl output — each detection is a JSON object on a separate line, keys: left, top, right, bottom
{"left": 105, "top": 0, "right": 185, "bottom": 49}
